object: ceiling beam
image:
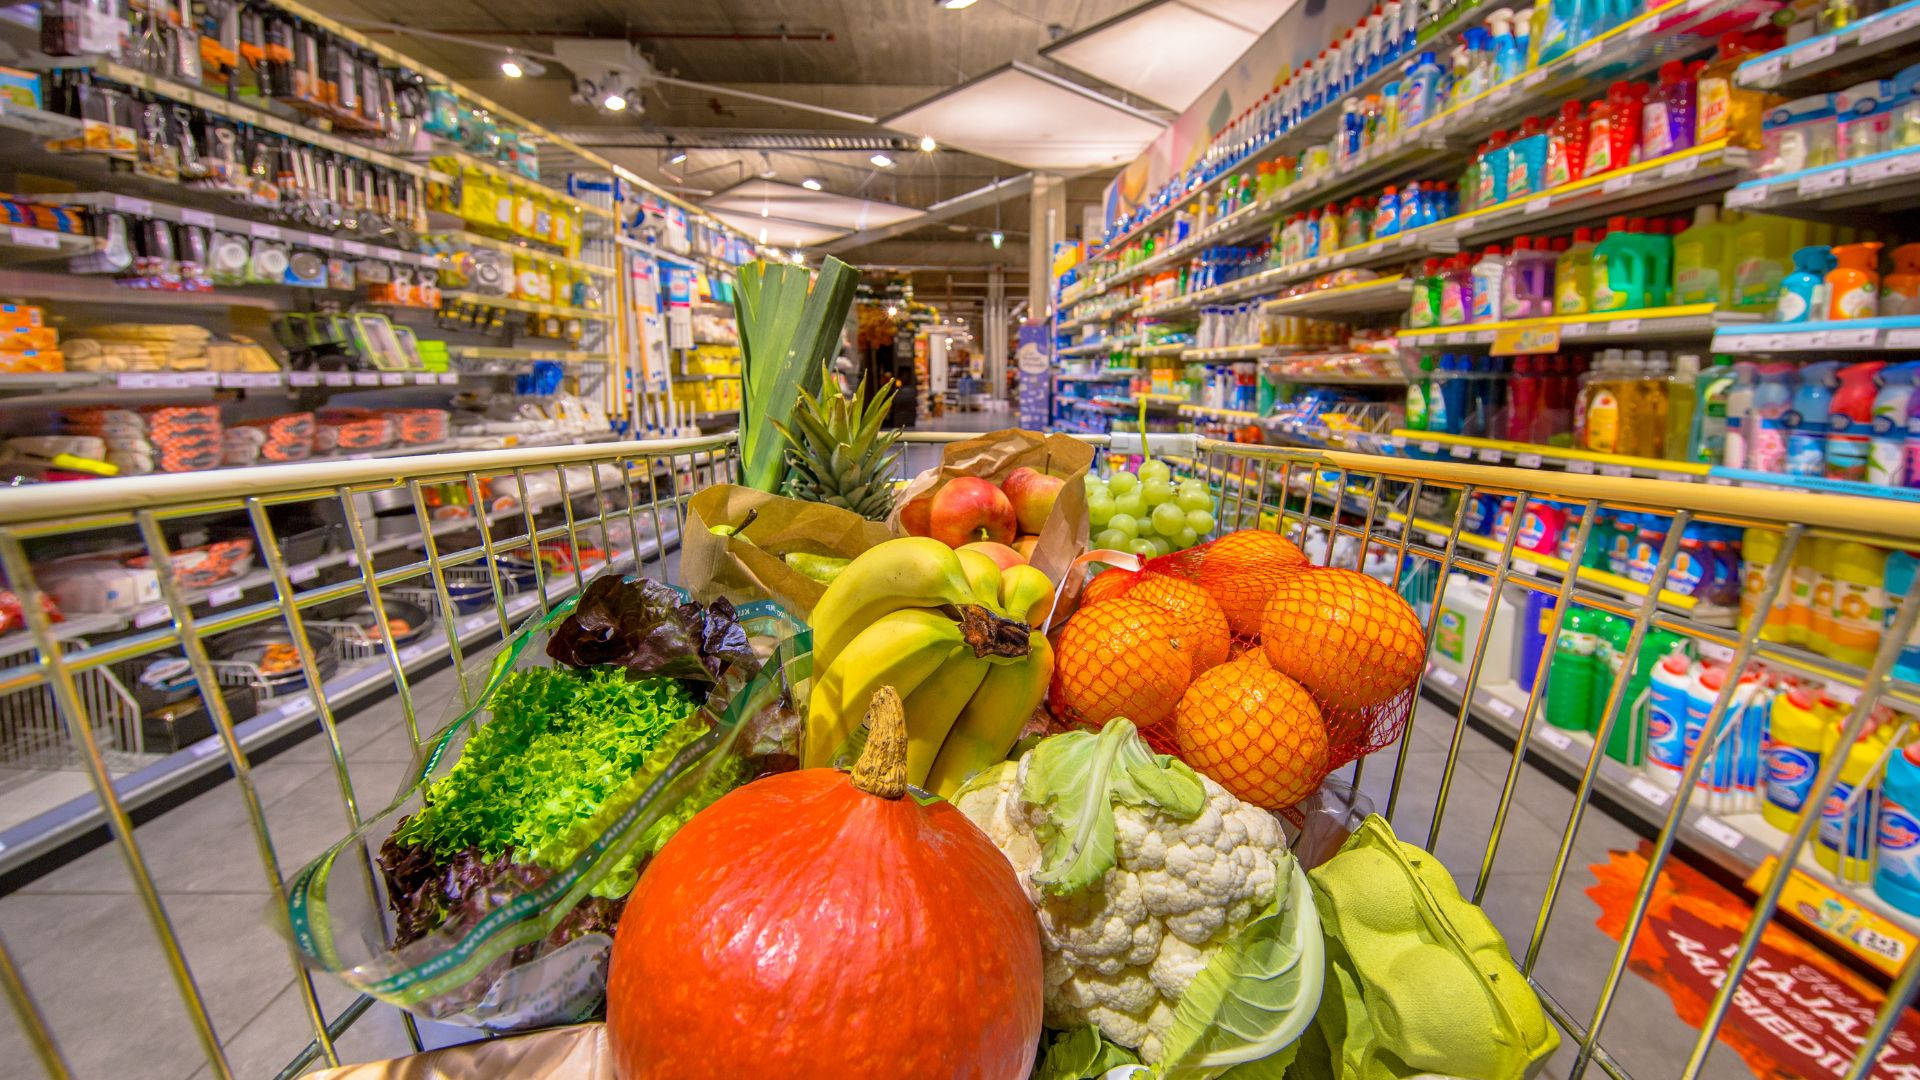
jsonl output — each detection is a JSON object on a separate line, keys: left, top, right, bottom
{"left": 822, "top": 174, "right": 1032, "bottom": 255}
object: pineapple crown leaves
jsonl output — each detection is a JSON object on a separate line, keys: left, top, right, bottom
{"left": 771, "top": 365, "right": 902, "bottom": 518}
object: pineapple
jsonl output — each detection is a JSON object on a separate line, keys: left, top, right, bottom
{"left": 773, "top": 370, "right": 902, "bottom": 521}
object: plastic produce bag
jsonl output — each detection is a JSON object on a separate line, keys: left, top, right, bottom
{"left": 1289, "top": 815, "right": 1559, "bottom": 1079}
{"left": 279, "top": 576, "right": 807, "bottom": 1030}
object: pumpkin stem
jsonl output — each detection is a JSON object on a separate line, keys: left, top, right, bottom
{"left": 849, "top": 685, "right": 909, "bottom": 798}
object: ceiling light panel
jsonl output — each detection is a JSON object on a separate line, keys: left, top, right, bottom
{"left": 703, "top": 180, "right": 922, "bottom": 232}
{"left": 1186, "top": 0, "right": 1303, "bottom": 31}
{"left": 1041, "top": 0, "right": 1280, "bottom": 111}
{"left": 882, "top": 63, "right": 1164, "bottom": 172}
{"left": 709, "top": 211, "right": 850, "bottom": 249}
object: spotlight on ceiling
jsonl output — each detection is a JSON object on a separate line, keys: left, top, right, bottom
{"left": 919, "top": 135, "right": 938, "bottom": 152}
{"left": 789, "top": 249, "right": 805, "bottom": 263}
{"left": 801, "top": 178, "right": 823, "bottom": 191}
{"left": 602, "top": 91, "right": 628, "bottom": 111}
{"left": 870, "top": 153, "right": 895, "bottom": 168}
{"left": 500, "top": 52, "right": 544, "bottom": 78}
{"left": 991, "top": 230, "right": 1005, "bottom": 249}
{"left": 886, "top": 305, "right": 899, "bottom": 317}
{"left": 939, "top": 0, "right": 980, "bottom": 8}
{"left": 668, "top": 149, "right": 687, "bottom": 164}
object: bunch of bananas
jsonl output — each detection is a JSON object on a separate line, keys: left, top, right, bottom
{"left": 805, "top": 537, "right": 1055, "bottom": 798}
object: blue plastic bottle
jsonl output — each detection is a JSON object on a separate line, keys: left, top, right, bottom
{"left": 1536, "top": 0, "right": 1582, "bottom": 64}
{"left": 1440, "top": 354, "right": 1470, "bottom": 433}
{"left": 1878, "top": 747, "right": 1920, "bottom": 917}
{"left": 1885, "top": 550, "right": 1920, "bottom": 683}
{"left": 1490, "top": 8, "right": 1524, "bottom": 82}
{"left": 1506, "top": 118, "right": 1549, "bottom": 199}
{"left": 1375, "top": 186, "right": 1401, "bottom": 238}
{"left": 1402, "top": 51, "right": 1444, "bottom": 128}
{"left": 1785, "top": 360, "right": 1840, "bottom": 478}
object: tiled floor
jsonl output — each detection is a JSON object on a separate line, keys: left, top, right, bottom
{"left": 0, "top": 411, "right": 1751, "bottom": 1078}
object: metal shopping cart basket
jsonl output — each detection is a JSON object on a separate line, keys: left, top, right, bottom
{"left": 2, "top": 429, "right": 1919, "bottom": 1080}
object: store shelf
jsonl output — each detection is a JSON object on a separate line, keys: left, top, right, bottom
{"left": 439, "top": 291, "right": 611, "bottom": 321}
{"left": 1399, "top": 304, "right": 1730, "bottom": 349}
{"left": 1179, "top": 403, "right": 1262, "bottom": 422}
{"left": 1182, "top": 343, "right": 1302, "bottom": 362}
{"left": 430, "top": 230, "right": 613, "bottom": 277}
{"left": 1262, "top": 275, "right": 1411, "bottom": 318}
{"left": 1725, "top": 144, "right": 1920, "bottom": 216}
{"left": 1059, "top": 339, "right": 1130, "bottom": 357}
{"left": 1379, "top": 429, "right": 1712, "bottom": 480}
{"left": 1735, "top": 0, "right": 1920, "bottom": 91}
{"left": 1058, "top": 299, "right": 1140, "bottom": 331}
{"left": 1711, "top": 315, "right": 1920, "bottom": 353}
{"left": 0, "top": 226, "right": 94, "bottom": 262}
{"left": 447, "top": 346, "right": 597, "bottom": 364}
{"left": 46, "top": 192, "right": 438, "bottom": 270}
{"left": 1053, "top": 368, "right": 1139, "bottom": 381}
{"left": 424, "top": 145, "right": 611, "bottom": 219}
{"left": 43, "top": 58, "right": 443, "bottom": 182}
{"left": 0, "top": 270, "right": 340, "bottom": 313}
{"left": 1135, "top": 343, "right": 1190, "bottom": 358}
{"left": 1269, "top": 370, "right": 1408, "bottom": 385}
{"left": 0, "top": 98, "right": 83, "bottom": 139}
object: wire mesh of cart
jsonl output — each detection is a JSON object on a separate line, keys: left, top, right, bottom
{"left": 4, "top": 430, "right": 1920, "bottom": 1078}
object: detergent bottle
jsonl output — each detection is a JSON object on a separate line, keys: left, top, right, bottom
{"left": 1645, "top": 648, "right": 1696, "bottom": 782}
{"left": 1471, "top": 244, "right": 1508, "bottom": 322}
{"left": 1778, "top": 245, "right": 1837, "bottom": 323}
{"left": 1427, "top": 354, "right": 1452, "bottom": 433}
{"left": 1739, "top": 525, "right": 1795, "bottom": 642}
{"left": 1827, "top": 361, "right": 1887, "bottom": 482}
{"left": 1556, "top": 226, "right": 1597, "bottom": 314}
{"left": 1548, "top": 605, "right": 1602, "bottom": 732}
{"left": 1809, "top": 537, "right": 1840, "bottom": 652}
{"left": 1507, "top": 116, "right": 1549, "bottom": 198}
{"left": 1672, "top": 205, "right": 1727, "bottom": 306}
{"left": 1729, "top": 212, "right": 1795, "bottom": 311}
{"left": 1828, "top": 241, "right": 1884, "bottom": 320}
{"left": 1488, "top": 9, "right": 1523, "bottom": 81}
{"left": 1406, "top": 354, "right": 1434, "bottom": 430}
{"left": 1440, "top": 255, "right": 1474, "bottom": 325}
{"left": 1401, "top": 50, "right": 1444, "bottom": 128}
{"left": 1534, "top": 0, "right": 1581, "bottom": 65}
{"left": 1503, "top": 236, "right": 1555, "bottom": 318}
{"left": 1763, "top": 686, "right": 1829, "bottom": 832}
{"left": 1697, "top": 31, "right": 1785, "bottom": 149}
{"left": 1884, "top": 242, "right": 1920, "bottom": 316}
{"left": 1546, "top": 99, "right": 1588, "bottom": 188}
{"left": 1590, "top": 216, "right": 1643, "bottom": 312}
{"left": 1664, "top": 353, "right": 1700, "bottom": 462}
{"left": 1828, "top": 540, "right": 1888, "bottom": 667}
{"left": 1409, "top": 259, "right": 1440, "bottom": 328}
{"left": 1748, "top": 361, "right": 1797, "bottom": 474}
{"left": 1584, "top": 351, "right": 1626, "bottom": 453}
{"left": 1877, "top": 746, "right": 1920, "bottom": 917}
{"left": 1869, "top": 362, "right": 1920, "bottom": 486}
{"left": 1723, "top": 360, "right": 1755, "bottom": 467}
{"left": 1692, "top": 354, "right": 1736, "bottom": 463}
{"left": 1786, "top": 360, "right": 1840, "bottom": 477}
{"left": 1818, "top": 720, "right": 1889, "bottom": 882}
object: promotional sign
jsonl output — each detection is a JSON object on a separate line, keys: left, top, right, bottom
{"left": 1016, "top": 320, "right": 1052, "bottom": 430}
{"left": 1587, "top": 845, "right": 1920, "bottom": 1077}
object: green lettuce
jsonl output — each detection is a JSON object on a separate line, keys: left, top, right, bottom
{"left": 1033, "top": 1026, "right": 1143, "bottom": 1080}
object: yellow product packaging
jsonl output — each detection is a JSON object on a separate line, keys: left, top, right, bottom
{"left": 549, "top": 263, "right": 571, "bottom": 308}
{"left": 1828, "top": 541, "right": 1889, "bottom": 667}
{"left": 511, "top": 254, "right": 537, "bottom": 301}
{"left": 1739, "top": 526, "right": 1794, "bottom": 643}
{"left": 1816, "top": 720, "right": 1890, "bottom": 882}
{"left": 457, "top": 167, "right": 493, "bottom": 228}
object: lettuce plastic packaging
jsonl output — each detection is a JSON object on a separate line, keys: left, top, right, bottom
{"left": 1288, "top": 815, "right": 1559, "bottom": 1079}
{"left": 279, "top": 575, "right": 807, "bottom": 1029}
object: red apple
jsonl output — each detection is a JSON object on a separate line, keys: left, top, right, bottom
{"left": 1001, "top": 466, "right": 1066, "bottom": 534}
{"left": 960, "top": 541, "right": 1025, "bottom": 570}
{"left": 929, "top": 476, "right": 1016, "bottom": 547}
{"left": 900, "top": 493, "right": 933, "bottom": 537}
{"left": 1013, "top": 535, "right": 1040, "bottom": 561}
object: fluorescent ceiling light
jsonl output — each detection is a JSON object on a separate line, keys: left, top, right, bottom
{"left": 703, "top": 179, "right": 922, "bottom": 250}
{"left": 882, "top": 63, "right": 1164, "bottom": 172}
{"left": 1186, "top": 0, "right": 1302, "bottom": 30}
{"left": 668, "top": 149, "right": 688, "bottom": 165}
{"left": 1041, "top": 0, "right": 1283, "bottom": 110}
{"left": 801, "top": 177, "right": 823, "bottom": 191}
{"left": 870, "top": 153, "right": 895, "bottom": 168}
{"left": 939, "top": 0, "right": 980, "bottom": 8}
{"left": 603, "top": 92, "right": 627, "bottom": 111}
{"left": 919, "top": 135, "right": 938, "bottom": 152}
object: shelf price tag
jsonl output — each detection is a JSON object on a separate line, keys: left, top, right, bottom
{"left": 1536, "top": 726, "right": 1573, "bottom": 750}
{"left": 1600, "top": 463, "right": 1633, "bottom": 477}
{"left": 1694, "top": 814, "right": 1746, "bottom": 850}
{"left": 379, "top": 372, "right": 406, "bottom": 386}
{"left": 1662, "top": 156, "right": 1700, "bottom": 178}
{"left": 1419, "top": 440, "right": 1440, "bottom": 453}
{"left": 279, "top": 694, "right": 314, "bottom": 718}
{"left": 1484, "top": 695, "right": 1518, "bottom": 720}
{"left": 461, "top": 613, "right": 493, "bottom": 635}
{"left": 1628, "top": 776, "right": 1673, "bottom": 805}
{"left": 1492, "top": 325, "right": 1560, "bottom": 355}
{"left": 1788, "top": 34, "right": 1839, "bottom": 66}
{"left": 323, "top": 372, "right": 354, "bottom": 387}
{"left": 1861, "top": 5, "right": 1920, "bottom": 42}
{"left": 1886, "top": 328, "right": 1920, "bottom": 349}
{"left": 1561, "top": 321, "right": 1590, "bottom": 338}
{"left": 134, "top": 604, "right": 170, "bottom": 628}
{"left": 288, "top": 561, "right": 320, "bottom": 584}
{"left": 1826, "top": 327, "right": 1881, "bottom": 348}
{"left": 1524, "top": 68, "right": 1548, "bottom": 87}
{"left": 248, "top": 222, "right": 282, "bottom": 240}
{"left": 1478, "top": 446, "right": 1504, "bottom": 463}
{"left": 180, "top": 209, "right": 217, "bottom": 229}
{"left": 353, "top": 372, "right": 381, "bottom": 386}
{"left": 287, "top": 371, "right": 320, "bottom": 387}
{"left": 8, "top": 227, "right": 59, "bottom": 249}
{"left": 1566, "top": 458, "right": 1597, "bottom": 474}
{"left": 1575, "top": 42, "right": 1602, "bottom": 64}
{"left": 1450, "top": 444, "right": 1473, "bottom": 459}
{"left": 206, "top": 584, "right": 243, "bottom": 607}
{"left": 1743, "top": 55, "right": 1784, "bottom": 86}
{"left": 1608, "top": 318, "right": 1643, "bottom": 335}
{"left": 1517, "top": 452, "right": 1544, "bottom": 468}
{"left": 1725, "top": 184, "right": 1769, "bottom": 207}
{"left": 1798, "top": 169, "right": 1849, "bottom": 196}
{"left": 412, "top": 373, "right": 436, "bottom": 384}
{"left": 1525, "top": 196, "right": 1552, "bottom": 214}
{"left": 111, "top": 195, "right": 153, "bottom": 216}
{"left": 398, "top": 643, "right": 433, "bottom": 665}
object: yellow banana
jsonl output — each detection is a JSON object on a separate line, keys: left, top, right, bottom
{"left": 999, "top": 564, "right": 1057, "bottom": 628}
{"left": 902, "top": 651, "right": 992, "bottom": 788}
{"left": 808, "top": 537, "right": 977, "bottom": 674}
{"left": 925, "top": 634, "right": 1055, "bottom": 799}
{"left": 954, "top": 548, "right": 1005, "bottom": 611}
{"left": 805, "top": 607, "right": 965, "bottom": 768}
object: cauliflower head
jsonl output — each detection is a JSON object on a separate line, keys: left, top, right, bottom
{"left": 955, "top": 721, "right": 1290, "bottom": 1064}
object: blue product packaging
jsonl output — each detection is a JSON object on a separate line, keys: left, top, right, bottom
{"left": 1517, "top": 590, "right": 1559, "bottom": 692}
{"left": 1877, "top": 747, "right": 1920, "bottom": 916}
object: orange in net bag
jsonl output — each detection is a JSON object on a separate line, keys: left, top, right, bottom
{"left": 1049, "top": 597, "right": 1201, "bottom": 731}
{"left": 1053, "top": 529, "right": 1423, "bottom": 805}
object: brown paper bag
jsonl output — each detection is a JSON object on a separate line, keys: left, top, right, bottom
{"left": 682, "top": 485, "right": 896, "bottom": 617}
{"left": 308, "top": 1022, "right": 611, "bottom": 1079}
{"left": 887, "top": 429, "right": 1093, "bottom": 586}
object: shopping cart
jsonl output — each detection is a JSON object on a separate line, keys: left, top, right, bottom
{"left": 0, "top": 430, "right": 1917, "bottom": 1079}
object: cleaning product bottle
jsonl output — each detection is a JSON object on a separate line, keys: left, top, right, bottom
{"left": 1809, "top": 537, "right": 1840, "bottom": 652}
{"left": 1819, "top": 721, "right": 1888, "bottom": 883}
{"left": 1870, "top": 361, "right": 1920, "bottom": 486}
{"left": 1585, "top": 350, "right": 1625, "bottom": 453}
{"left": 1764, "top": 687, "right": 1829, "bottom": 832}
{"left": 1885, "top": 551, "right": 1920, "bottom": 682}
{"left": 1645, "top": 650, "right": 1696, "bottom": 782}
{"left": 1507, "top": 116, "right": 1549, "bottom": 198}
{"left": 1401, "top": 50, "right": 1444, "bottom": 128}
{"left": 1885, "top": 243, "right": 1920, "bottom": 317}
{"left": 1440, "top": 353, "right": 1470, "bottom": 432}
{"left": 1508, "top": 355, "right": 1541, "bottom": 439}
{"left": 1723, "top": 360, "right": 1754, "bottom": 467}
{"left": 1548, "top": 606, "right": 1602, "bottom": 732}
{"left": 1778, "top": 245, "right": 1837, "bottom": 323}
{"left": 1503, "top": 236, "right": 1555, "bottom": 318}
{"left": 1480, "top": 130, "right": 1513, "bottom": 206}
{"left": 1877, "top": 746, "right": 1920, "bottom": 917}
{"left": 1749, "top": 361, "right": 1796, "bottom": 473}
{"left": 1738, "top": 525, "right": 1793, "bottom": 641}
{"left": 1440, "top": 255, "right": 1473, "bottom": 324}
{"left": 1471, "top": 244, "right": 1508, "bottom": 322}
{"left": 1584, "top": 97, "right": 1618, "bottom": 175}
{"left": 1730, "top": 212, "right": 1794, "bottom": 311}
{"left": 1828, "top": 540, "right": 1888, "bottom": 666}
{"left": 1829, "top": 240, "right": 1884, "bottom": 320}
{"left": 1407, "top": 354, "right": 1434, "bottom": 430}
{"left": 1591, "top": 217, "right": 1650, "bottom": 312}
{"left": 1535, "top": 0, "right": 1581, "bottom": 65}
{"left": 1646, "top": 217, "right": 1676, "bottom": 305}
{"left": 1426, "top": 354, "right": 1453, "bottom": 434}
{"left": 1489, "top": 9, "right": 1523, "bottom": 81}
{"left": 1643, "top": 60, "right": 1697, "bottom": 159}
{"left": 1609, "top": 81, "right": 1648, "bottom": 166}
{"left": 1556, "top": 226, "right": 1596, "bottom": 314}
{"left": 1786, "top": 360, "right": 1840, "bottom": 477}
{"left": 1691, "top": 354, "right": 1735, "bottom": 463}
{"left": 1632, "top": 350, "right": 1671, "bottom": 457}
{"left": 1664, "top": 353, "right": 1700, "bottom": 461}
{"left": 1409, "top": 258, "right": 1440, "bottom": 327}
{"left": 1672, "top": 205, "right": 1727, "bottom": 306}
{"left": 1827, "top": 361, "right": 1887, "bottom": 482}
{"left": 1698, "top": 31, "right": 1785, "bottom": 149}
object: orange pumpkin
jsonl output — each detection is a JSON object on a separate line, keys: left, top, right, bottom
{"left": 605, "top": 686, "right": 1044, "bottom": 1080}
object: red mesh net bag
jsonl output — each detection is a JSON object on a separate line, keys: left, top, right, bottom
{"left": 1048, "top": 528, "right": 1422, "bottom": 810}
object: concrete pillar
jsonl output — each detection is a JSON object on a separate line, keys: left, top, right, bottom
{"left": 986, "top": 266, "right": 1008, "bottom": 402}
{"left": 1028, "top": 172, "right": 1066, "bottom": 318}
